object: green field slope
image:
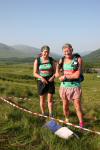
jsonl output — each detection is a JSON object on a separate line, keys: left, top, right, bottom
{"left": 0, "top": 63, "right": 100, "bottom": 150}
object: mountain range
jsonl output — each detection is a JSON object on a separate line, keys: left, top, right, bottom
{"left": 0, "top": 43, "right": 40, "bottom": 58}
{"left": 0, "top": 43, "right": 60, "bottom": 59}
{"left": 0, "top": 43, "right": 100, "bottom": 64}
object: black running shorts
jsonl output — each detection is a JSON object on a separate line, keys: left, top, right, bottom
{"left": 37, "top": 80, "right": 55, "bottom": 95}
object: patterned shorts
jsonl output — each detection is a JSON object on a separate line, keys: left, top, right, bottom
{"left": 59, "top": 86, "right": 82, "bottom": 102}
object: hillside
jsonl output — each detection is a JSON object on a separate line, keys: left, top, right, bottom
{"left": 0, "top": 43, "right": 60, "bottom": 61}
{"left": 12, "top": 45, "right": 40, "bottom": 57}
{"left": 0, "top": 43, "right": 40, "bottom": 58}
{"left": 83, "top": 49, "right": 100, "bottom": 63}
{"left": 0, "top": 42, "right": 100, "bottom": 65}
{"left": 0, "top": 43, "right": 24, "bottom": 58}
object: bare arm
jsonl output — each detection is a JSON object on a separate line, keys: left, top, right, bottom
{"left": 48, "top": 60, "right": 56, "bottom": 82}
{"left": 66, "top": 57, "right": 83, "bottom": 80}
{"left": 55, "top": 59, "right": 65, "bottom": 81}
{"left": 33, "top": 59, "right": 41, "bottom": 79}
{"left": 55, "top": 59, "right": 62, "bottom": 77}
{"left": 33, "top": 59, "right": 48, "bottom": 84}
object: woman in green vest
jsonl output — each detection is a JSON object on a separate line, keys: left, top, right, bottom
{"left": 55, "top": 43, "right": 84, "bottom": 127}
{"left": 33, "top": 45, "right": 56, "bottom": 117}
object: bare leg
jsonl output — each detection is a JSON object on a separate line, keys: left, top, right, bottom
{"left": 47, "top": 93, "right": 53, "bottom": 115}
{"left": 62, "top": 99, "right": 70, "bottom": 118}
{"left": 73, "top": 99, "right": 83, "bottom": 123}
{"left": 40, "top": 94, "right": 46, "bottom": 114}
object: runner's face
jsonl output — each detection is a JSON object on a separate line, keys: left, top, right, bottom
{"left": 42, "top": 50, "right": 49, "bottom": 58}
{"left": 63, "top": 47, "right": 73, "bottom": 57}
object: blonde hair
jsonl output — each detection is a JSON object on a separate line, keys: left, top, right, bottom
{"left": 62, "top": 43, "right": 73, "bottom": 51}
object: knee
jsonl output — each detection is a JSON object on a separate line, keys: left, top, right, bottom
{"left": 40, "top": 99, "right": 45, "bottom": 104}
{"left": 75, "top": 104, "right": 81, "bottom": 112}
{"left": 48, "top": 99, "right": 53, "bottom": 103}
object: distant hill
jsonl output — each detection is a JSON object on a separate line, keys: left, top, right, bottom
{"left": 0, "top": 43, "right": 23, "bottom": 58}
{"left": 0, "top": 43, "right": 60, "bottom": 58}
{"left": 0, "top": 43, "right": 60, "bottom": 63}
{"left": 12, "top": 45, "right": 40, "bottom": 57}
{"left": 83, "top": 49, "right": 100, "bottom": 63}
{"left": 0, "top": 43, "right": 40, "bottom": 58}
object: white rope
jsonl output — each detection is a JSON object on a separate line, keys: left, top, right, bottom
{"left": 0, "top": 96, "right": 100, "bottom": 135}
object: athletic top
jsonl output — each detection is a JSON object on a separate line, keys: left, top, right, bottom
{"left": 38, "top": 57, "right": 53, "bottom": 80}
{"left": 61, "top": 59, "right": 81, "bottom": 88}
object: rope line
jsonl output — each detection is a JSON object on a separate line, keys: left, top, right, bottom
{"left": 7, "top": 96, "right": 61, "bottom": 104}
{"left": 0, "top": 96, "right": 100, "bottom": 135}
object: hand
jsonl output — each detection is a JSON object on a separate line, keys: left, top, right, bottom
{"left": 55, "top": 73, "right": 60, "bottom": 78}
{"left": 65, "top": 74, "right": 71, "bottom": 79}
{"left": 41, "top": 77, "right": 48, "bottom": 84}
{"left": 59, "top": 75, "right": 65, "bottom": 81}
{"left": 48, "top": 76, "right": 54, "bottom": 82}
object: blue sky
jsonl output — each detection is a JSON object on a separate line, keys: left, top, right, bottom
{"left": 0, "top": 0, "right": 100, "bottom": 54}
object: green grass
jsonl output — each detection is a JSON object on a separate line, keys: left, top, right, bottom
{"left": 0, "top": 63, "right": 100, "bottom": 150}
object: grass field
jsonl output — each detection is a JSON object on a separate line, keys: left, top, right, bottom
{"left": 0, "top": 63, "right": 100, "bottom": 150}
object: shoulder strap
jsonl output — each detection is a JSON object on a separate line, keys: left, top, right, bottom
{"left": 59, "top": 56, "right": 65, "bottom": 70}
{"left": 73, "top": 53, "right": 81, "bottom": 58}
{"left": 49, "top": 57, "right": 54, "bottom": 65}
{"left": 73, "top": 53, "right": 82, "bottom": 64}
{"left": 71, "top": 54, "right": 79, "bottom": 70}
{"left": 62, "top": 56, "right": 65, "bottom": 65}
{"left": 37, "top": 57, "right": 41, "bottom": 66}
{"left": 59, "top": 54, "right": 80, "bottom": 69}
{"left": 73, "top": 53, "right": 81, "bottom": 62}
{"left": 49, "top": 57, "right": 55, "bottom": 74}
{"left": 73, "top": 53, "right": 84, "bottom": 82}
{"left": 37, "top": 56, "right": 54, "bottom": 67}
